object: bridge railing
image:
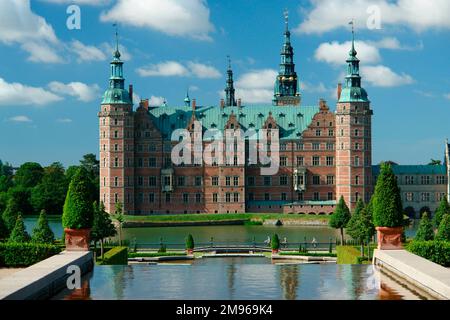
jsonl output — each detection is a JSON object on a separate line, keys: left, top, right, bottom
{"left": 130, "top": 240, "right": 336, "bottom": 252}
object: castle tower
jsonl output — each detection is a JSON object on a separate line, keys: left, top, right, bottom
{"left": 335, "top": 24, "right": 373, "bottom": 209}
{"left": 99, "top": 30, "right": 135, "bottom": 214}
{"left": 224, "top": 55, "right": 237, "bottom": 107}
{"left": 273, "top": 10, "right": 301, "bottom": 106}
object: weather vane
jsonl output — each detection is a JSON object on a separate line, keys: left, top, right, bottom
{"left": 284, "top": 9, "right": 289, "bottom": 25}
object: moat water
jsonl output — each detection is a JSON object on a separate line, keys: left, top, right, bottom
{"left": 52, "top": 257, "right": 429, "bottom": 300}
{"left": 23, "top": 216, "right": 419, "bottom": 245}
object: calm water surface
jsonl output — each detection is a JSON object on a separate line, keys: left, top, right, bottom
{"left": 53, "top": 257, "right": 428, "bottom": 300}
{"left": 23, "top": 217, "right": 419, "bottom": 245}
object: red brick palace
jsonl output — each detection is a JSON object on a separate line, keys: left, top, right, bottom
{"left": 98, "top": 19, "right": 373, "bottom": 215}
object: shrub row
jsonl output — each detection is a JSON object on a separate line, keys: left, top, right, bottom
{"left": 0, "top": 242, "right": 61, "bottom": 267}
{"left": 406, "top": 241, "right": 450, "bottom": 267}
{"left": 97, "top": 246, "right": 128, "bottom": 265}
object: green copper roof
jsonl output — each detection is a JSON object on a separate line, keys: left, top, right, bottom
{"left": 338, "top": 87, "right": 369, "bottom": 103}
{"left": 372, "top": 165, "right": 446, "bottom": 175}
{"left": 102, "top": 88, "right": 132, "bottom": 105}
{"left": 148, "top": 104, "right": 320, "bottom": 140}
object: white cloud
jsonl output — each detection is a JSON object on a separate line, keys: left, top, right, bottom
{"left": 21, "top": 42, "right": 64, "bottom": 63}
{"left": 315, "top": 41, "right": 381, "bottom": 65}
{"left": 70, "top": 40, "right": 107, "bottom": 63}
{"left": 0, "top": 77, "right": 62, "bottom": 106}
{"left": 187, "top": 62, "right": 221, "bottom": 79}
{"left": 137, "top": 61, "right": 189, "bottom": 77}
{"left": 361, "top": 65, "right": 414, "bottom": 87}
{"left": 56, "top": 118, "right": 72, "bottom": 123}
{"left": 137, "top": 61, "right": 220, "bottom": 79}
{"left": 444, "top": 93, "right": 450, "bottom": 100}
{"left": 8, "top": 115, "right": 32, "bottom": 123}
{"left": 100, "top": 0, "right": 215, "bottom": 41}
{"left": 48, "top": 81, "right": 101, "bottom": 102}
{"left": 189, "top": 85, "right": 199, "bottom": 92}
{"left": 233, "top": 69, "right": 278, "bottom": 104}
{"left": 40, "top": 0, "right": 110, "bottom": 5}
{"left": 149, "top": 96, "right": 166, "bottom": 106}
{"left": 296, "top": 0, "right": 450, "bottom": 34}
{"left": 0, "top": 0, "right": 62, "bottom": 63}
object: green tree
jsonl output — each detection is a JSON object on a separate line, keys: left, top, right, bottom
{"left": 433, "top": 196, "right": 450, "bottom": 228}
{"left": 62, "top": 167, "right": 95, "bottom": 229}
{"left": 31, "top": 210, "right": 54, "bottom": 244}
{"left": 0, "top": 175, "right": 13, "bottom": 193}
{"left": 7, "top": 186, "right": 33, "bottom": 215}
{"left": 0, "top": 160, "right": 13, "bottom": 177}
{"left": 435, "top": 214, "right": 450, "bottom": 241}
{"left": 80, "top": 154, "right": 100, "bottom": 201}
{"left": 0, "top": 192, "right": 8, "bottom": 215}
{"left": 114, "top": 201, "right": 124, "bottom": 246}
{"left": 185, "top": 234, "right": 194, "bottom": 250}
{"left": 2, "top": 196, "right": 21, "bottom": 231}
{"left": 329, "top": 196, "right": 351, "bottom": 244}
{"left": 347, "top": 200, "right": 375, "bottom": 256}
{"left": 428, "top": 159, "right": 442, "bottom": 165}
{"left": 373, "top": 163, "right": 404, "bottom": 227}
{"left": 415, "top": 212, "right": 434, "bottom": 241}
{"left": 65, "top": 165, "right": 81, "bottom": 183}
{"left": 8, "top": 214, "right": 30, "bottom": 243}
{"left": 0, "top": 214, "right": 9, "bottom": 239}
{"left": 271, "top": 234, "right": 280, "bottom": 251}
{"left": 91, "top": 201, "right": 117, "bottom": 260}
{"left": 30, "top": 162, "right": 68, "bottom": 215}
{"left": 14, "top": 162, "right": 44, "bottom": 189}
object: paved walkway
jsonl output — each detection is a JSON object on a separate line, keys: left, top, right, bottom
{"left": 373, "top": 249, "right": 450, "bottom": 299}
{"left": 0, "top": 268, "right": 23, "bottom": 280}
{"left": 0, "top": 251, "right": 93, "bottom": 300}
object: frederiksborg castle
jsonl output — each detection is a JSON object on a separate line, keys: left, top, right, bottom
{"left": 98, "top": 17, "right": 450, "bottom": 218}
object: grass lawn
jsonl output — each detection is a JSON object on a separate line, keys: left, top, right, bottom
{"left": 336, "top": 245, "right": 375, "bottom": 264}
{"left": 279, "top": 252, "right": 337, "bottom": 257}
{"left": 123, "top": 213, "right": 330, "bottom": 223}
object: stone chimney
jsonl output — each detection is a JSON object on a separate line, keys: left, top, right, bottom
{"left": 237, "top": 98, "right": 242, "bottom": 108}
{"left": 192, "top": 99, "right": 196, "bottom": 111}
{"left": 129, "top": 84, "right": 133, "bottom": 103}
{"left": 337, "top": 83, "right": 342, "bottom": 101}
{"left": 220, "top": 98, "right": 225, "bottom": 109}
{"left": 319, "top": 99, "right": 328, "bottom": 111}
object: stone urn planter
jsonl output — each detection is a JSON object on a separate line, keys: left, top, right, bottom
{"left": 376, "top": 226, "right": 403, "bottom": 250}
{"left": 65, "top": 228, "right": 91, "bottom": 251}
{"left": 186, "top": 249, "right": 194, "bottom": 255}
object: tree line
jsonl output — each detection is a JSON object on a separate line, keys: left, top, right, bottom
{"left": 0, "top": 154, "right": 99, "bottom": 217}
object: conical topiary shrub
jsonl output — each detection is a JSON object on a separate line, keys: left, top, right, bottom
{"left": 32, "top": 209, "right": 54, "bottom": 244}
{"left": 433, "top": 196, "right": 450, "bottom": 228}
{"left": 372, "top": 163, "right": 404, "bottom": 249}
{"left": 8, "top": 214, "right": 30, "bottom": 243}
{"left": 415, "top": 212, "right": 434, "bottom": 241}
{"left": 185, "top": 234, "right": 194, "bottom": 254}
{"left": 62, "top": 167, "right": 95, "bottom": 251}
{"left": 435, "top": 214, "right": 450, "bottom": 241}
{"left": 329, "top": 196, "right": 351, "bottom": 245}
{"left": 271, "top": 234, "right": 280, "bottom": 253}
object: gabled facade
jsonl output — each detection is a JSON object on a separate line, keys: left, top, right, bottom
{"left": 99, "top": 19, "right": 373, "bottom": 215}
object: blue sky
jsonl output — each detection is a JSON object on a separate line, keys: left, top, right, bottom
{"left": 0, "top": 0, "right": 449, "bottom": 167}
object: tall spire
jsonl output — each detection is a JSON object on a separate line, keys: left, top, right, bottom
{"left": 184, "top": 89, "right": 191, "bottom": 107}
{"left": 345, "top": 20, "right": 361, "bottom": 88}
{"left": 224, "top": 55, "right": 237, "bottom": 106}
{"left": 273, "top": 9, "right": 301, "bottom": 106}
{"left": 102, "top": 25, "right": 131, "bottom": 105}
{"left": 338, "top": 21, "right": 369, "bottom": 103}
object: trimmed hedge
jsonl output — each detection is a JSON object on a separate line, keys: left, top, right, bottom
{"left": 406, "top": 241, "right": 450, "bottom": 267}
{"left": 97, "top": 246, "right": 128, "bottom": 265}
{"left": 0, "top": 242, "right": 61, "bottom": 267}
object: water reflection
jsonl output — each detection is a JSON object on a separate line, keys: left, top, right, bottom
{"left": 53, "top": 258, "right": 427, "bottom": 300}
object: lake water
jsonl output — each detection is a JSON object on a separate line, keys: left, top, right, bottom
{"left": 23, "top": 217, "right": 419, "bottom": 246}
{"left": 53, "top": 257, "right": 429, "bottom": 300}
